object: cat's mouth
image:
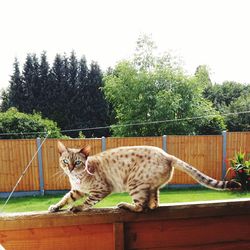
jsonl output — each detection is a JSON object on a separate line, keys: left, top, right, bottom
{"left": 68, "top": 164, "right": 85, "bottom": 174}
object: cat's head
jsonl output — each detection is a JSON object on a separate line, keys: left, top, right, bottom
{"left": 57, "top": 141, "right": 91, "bottom": 175}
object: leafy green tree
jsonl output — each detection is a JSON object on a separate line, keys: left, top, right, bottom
{"left": 195, "top": 65, "right": 212, "bottom": 88}
{"left": 104, "top": 36, "right": 225, "bottom": 136}
{"left": 226, "top": 94, "right": 250, "bottom": 131}
{"left": 204, "top": 81, "right": 249, "bottom": 111}
{"left": 0, "top": 108, "right": 61, "bottom": 139}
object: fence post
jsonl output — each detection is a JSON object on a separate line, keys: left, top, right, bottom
{"left": 102, "top": 136, "right": 106, "bottom": 151}
{"left": 36, "top": 137, "right": 45, "bottom": 196}
{"left": 162, "top": 135, "right": 167, "bottom": 152}
{"left": 222, "top": 131, "right": 227, "bottom": 179}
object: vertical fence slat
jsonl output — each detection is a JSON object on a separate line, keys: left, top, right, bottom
{"left": 36, "top": 138, "right": 45, "bottom": 196}
{"left": 102, "top": 136, "right": 106, "bottom": 151}
{"left": 222, "top": 131, "right": 227, "bottom": 179}
{"left": 162, "top": 135, "right": 167, "bottom": 152}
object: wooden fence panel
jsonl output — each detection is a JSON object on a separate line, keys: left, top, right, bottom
{"left": 0, "top": 140, "right": 39, "bottom": 192}
{"left": 167, "top": 135, "right": 223, "bottom": 185}
{"left": 42, "top": 139, "right": 102, "bottom": 191}
{"left": 226, "top": 132, "right": 250, "bottom": 171}
{"left": 106, "top": 136, "right": 162, "bottom": 150}
{"left": 0, "top": 132, "right": 249, "bottom": 193}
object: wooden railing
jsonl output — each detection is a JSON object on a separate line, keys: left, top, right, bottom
{"left": 0, "top": 132, "right": 249, "bottom": 195}
{"left": 1, "top": 199, "right": 250, "bottom": 249}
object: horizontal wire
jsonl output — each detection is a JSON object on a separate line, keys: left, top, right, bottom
{"left": 61, "top": 110, "right": 250, "bottom": 133}
{"left": 0, "top": 110, "right": 249, "bottom": 136}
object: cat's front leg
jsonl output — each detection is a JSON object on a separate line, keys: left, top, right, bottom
{"left": 70, "top": 190, "right": 110, "bottom": 213}
{"left": 48, "top": 190, "right": 85, "bottom": 213}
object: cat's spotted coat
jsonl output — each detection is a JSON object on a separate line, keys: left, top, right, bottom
{"left": 49, "top": 141, "right": 241, "bottom": 213}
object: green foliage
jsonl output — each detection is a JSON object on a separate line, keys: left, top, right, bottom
{"left": 203, "top": 81, "right": 250, "bottom": 132}
{"left": 0, "top": 108, "right": 61, "bottom": 139}
{"left": 104, "top": 36, "right": 225, "bottom": 136}
{"left": 195, "top": 65, "right": 212, "bottom": 88}
{"left": 1, "top": 52, "right": 111, "bottom": 138}
{"left": 204, "top": 81, "right": 250, "bottom": 110}
{"left": 226, "top": 93, "right": 250, "bottom": 131}
{"left": 228, "top": 152, "right": 250, "bottom": 191}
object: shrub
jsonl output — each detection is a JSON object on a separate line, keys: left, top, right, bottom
{"left": 0, "top": 108, "right": 62, "bottom": 139}
{"left": 227, "top": 151, "right": 250, "bottom": 191}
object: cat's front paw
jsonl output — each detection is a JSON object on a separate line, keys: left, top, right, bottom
{"left": 48, "top": 204, "right": 60, "bottom": 213}
{"left": 69, "top": 205, "right": 90, "bottom": 213}
{"left": 117, "top": 202, "right": 130, "bottom": 210}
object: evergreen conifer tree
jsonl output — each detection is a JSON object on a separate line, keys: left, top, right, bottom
{"left": 8, "top": 58, "right": 25, "bottom": 111}
{"left": 22, "top": 54, "right": 40, "bottom": 113}
{"left": 86, "top": 62, "right": 109, "bottom": 137}
{"left": 49, "top": 54, "right": 66, "bottom": 128}
{"left": 38, "top": 51, "right": 51, "bottom": 114}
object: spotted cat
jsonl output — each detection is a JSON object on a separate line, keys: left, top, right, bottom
{"left": 48, "top": 141, "right": 241, "bottom": 213}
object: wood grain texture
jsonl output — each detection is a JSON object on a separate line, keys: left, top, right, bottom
{"left": 1, "top": 224, "right": 113, "bottom": 250}
{"left": 167, "top": 135, "right": 223, "bottom": 184}
{"left": 0, "top": 139, "right": 39, "bottom": 192}
{"left": 113, "top": 222, "right": 124, "bottom": 250}
{"left": 1, "top": 199, "right": 250, "bottom": 250}
{"left": 1, "top": 199, "right": 250, "bottom": 230}
{"left": 125, "top": 215, "right": 250, "bottom": 250}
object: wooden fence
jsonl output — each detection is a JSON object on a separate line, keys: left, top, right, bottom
{"left": 1, "top": 199, "right": 250, "bottom": 249}
{"left": 0, "top": 132, "right": 249, "bottom": 195}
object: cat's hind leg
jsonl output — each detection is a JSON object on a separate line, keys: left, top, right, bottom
{"left": 118, "top": 183, "right": 150, "bottom": 212}
{"left": 148, "top": 188, "right": 159, "bottom": 210}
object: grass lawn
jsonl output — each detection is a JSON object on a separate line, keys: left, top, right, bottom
{"left": 1, "top": 188, "right": 250, "bottom": 213}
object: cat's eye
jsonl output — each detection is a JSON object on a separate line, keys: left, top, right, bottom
{"left": 63, "top": 159, "right": 69, "bottom": 164}
{"left": 75, "top": 160, "right": 82, "bottom": 166}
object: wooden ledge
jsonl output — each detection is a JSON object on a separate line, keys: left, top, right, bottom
{"left": 1, "top": 198, "right": 250, "bottom": 231}
{"left": 1, "top": 199, "right": 250, "bottom": 250}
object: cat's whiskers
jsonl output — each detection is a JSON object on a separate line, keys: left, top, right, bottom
{"left": 52, "top": 170, "right": 67, "bottom": 182}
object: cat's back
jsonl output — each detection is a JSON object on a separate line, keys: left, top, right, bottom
{"left": 99, "top": 145, "right": 164, "bottom": 157}
{"left": 93, "top": 145, "right": 168, "bottom": 169}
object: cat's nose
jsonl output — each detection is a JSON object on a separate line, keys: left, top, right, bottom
{"left": 68, "top": 164, "right": 75, "bottom": 172}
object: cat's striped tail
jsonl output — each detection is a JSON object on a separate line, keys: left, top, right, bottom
{"left": 173, "top": 158, "right": 241, "bottom": 190}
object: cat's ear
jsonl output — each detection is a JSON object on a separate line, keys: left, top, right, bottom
{"left": 80, "top": 145, "right": 91, "bottom": 157}
{"left": 58, "top": 141, "right": 67, "bottom": 155}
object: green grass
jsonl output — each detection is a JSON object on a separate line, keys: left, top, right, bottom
{"left": 1, "top": 188, "right": 250, "bottom": 213}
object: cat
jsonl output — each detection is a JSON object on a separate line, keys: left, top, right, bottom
{"left": 48, "top": 141, "right": 241, "bottom": 213}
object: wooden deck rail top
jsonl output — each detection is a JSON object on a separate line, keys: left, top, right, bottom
{"left": 1, "top": 198, "right": 250, "bottom": 230}
{"left": 1, "top": 199, "right": 250, "bottom": 249}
